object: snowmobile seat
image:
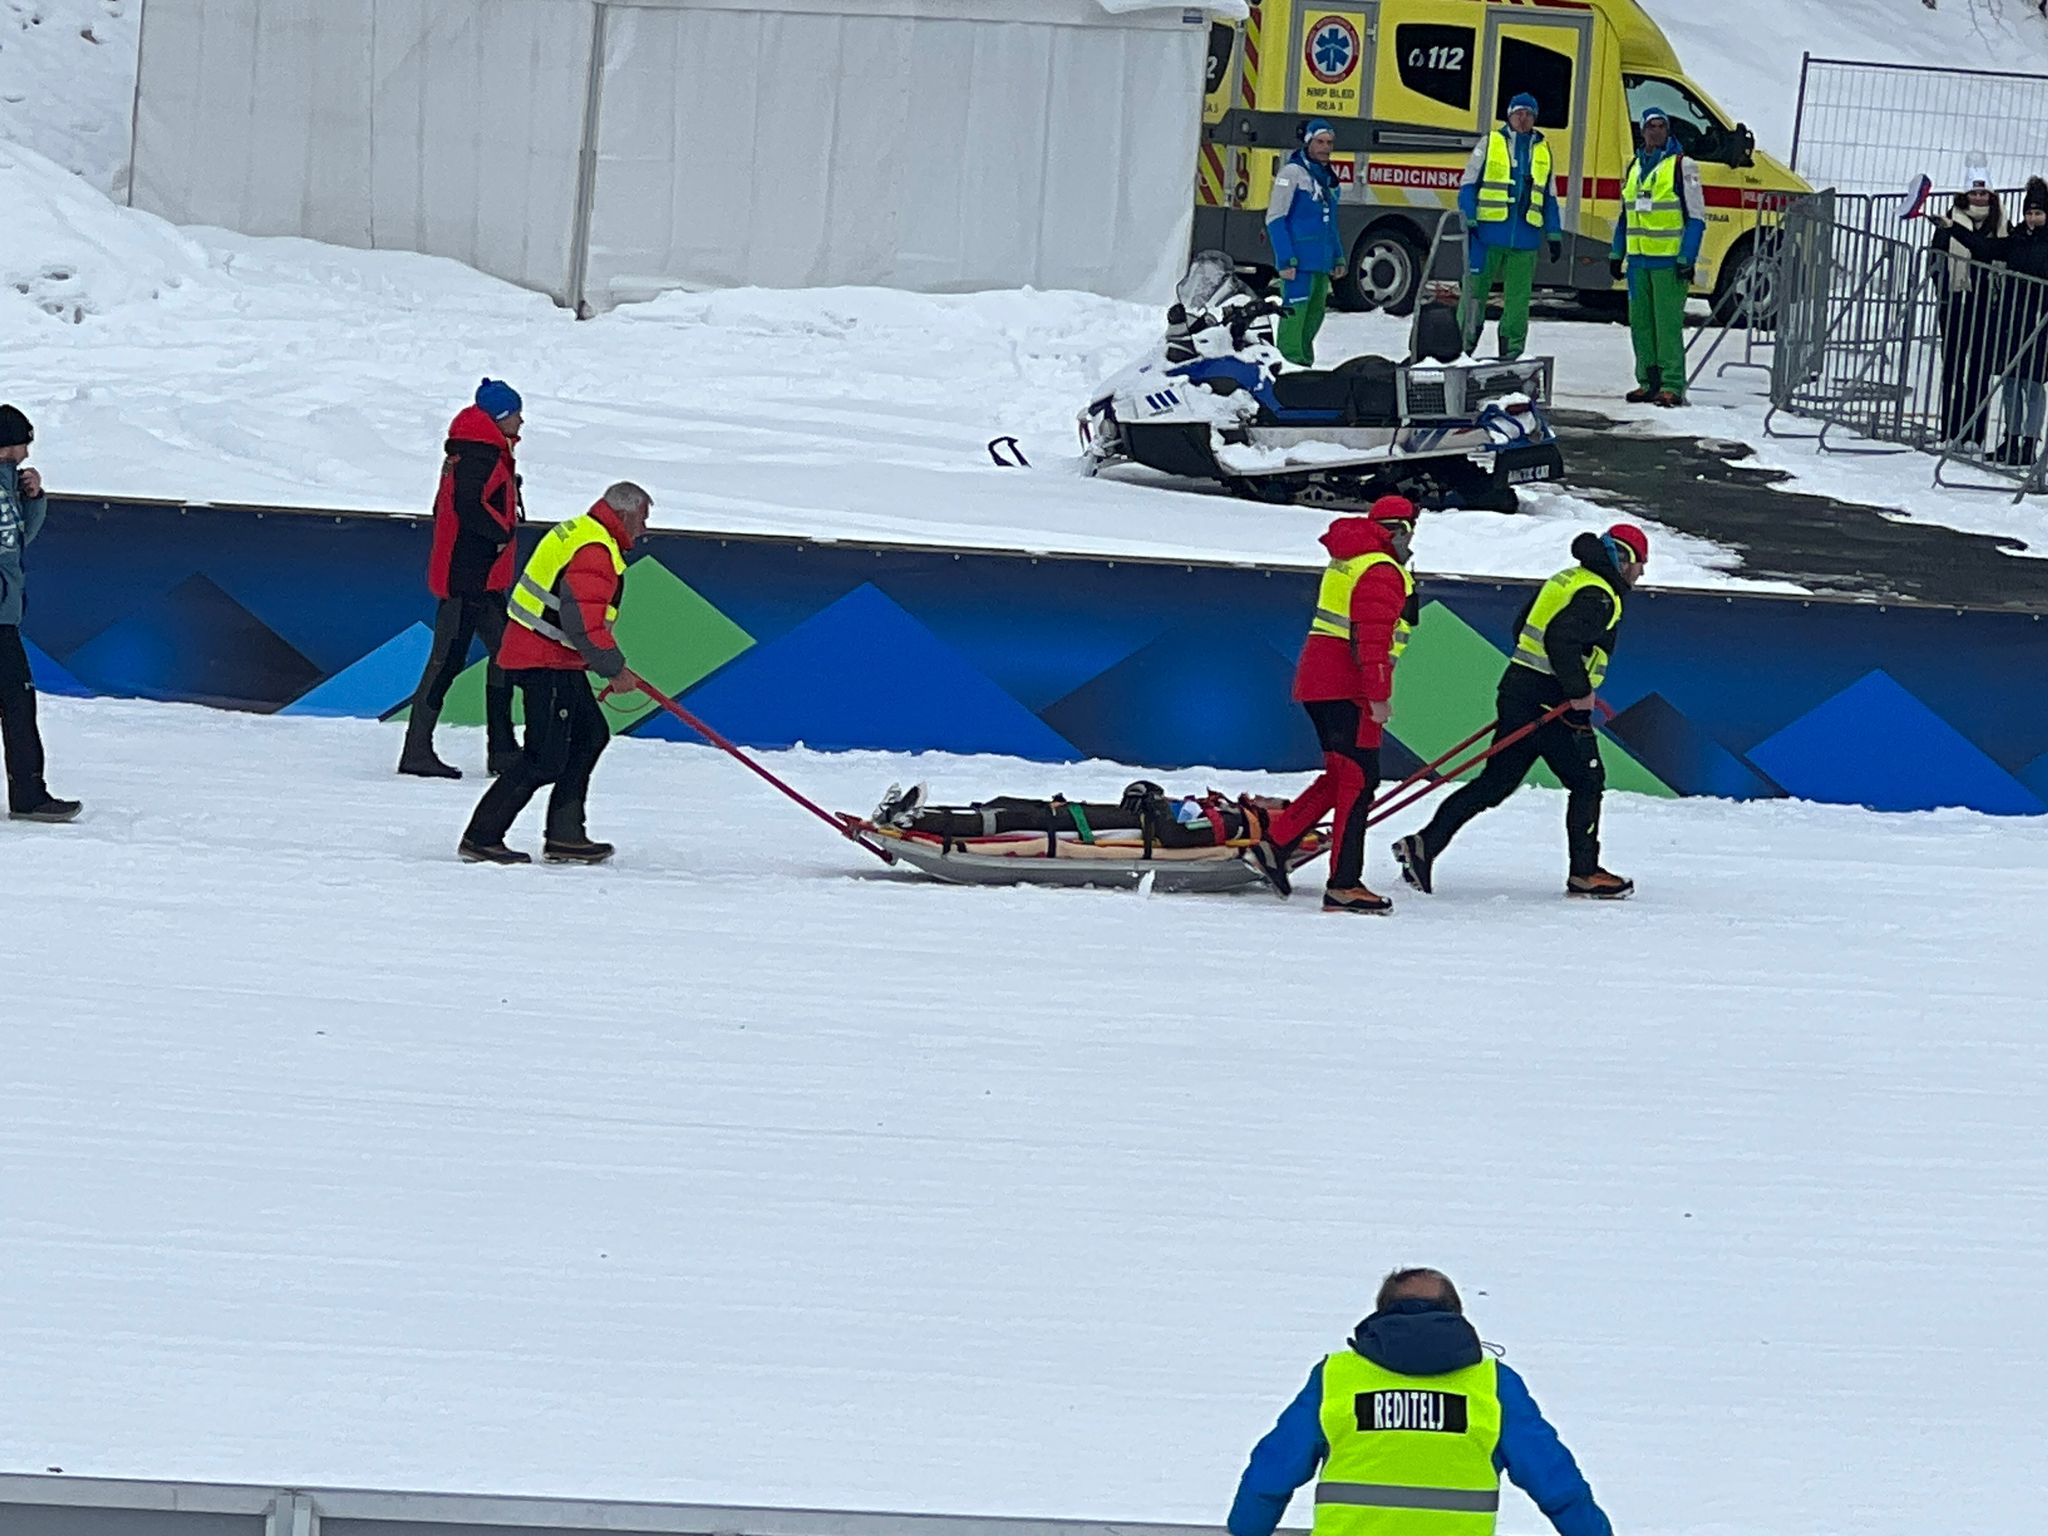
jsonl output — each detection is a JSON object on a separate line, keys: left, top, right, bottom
{"left": 1268, "top": 356, "right": 1401, "bottom": 426}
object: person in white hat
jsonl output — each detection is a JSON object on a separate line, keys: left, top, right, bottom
{"left": 1931, "top": 158, "right": 2010, "bottom": 448}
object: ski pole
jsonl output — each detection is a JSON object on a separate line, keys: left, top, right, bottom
{"left": 1366, "top": 701, "right": 1577, "bottom": 829}
{"left": 630, "top": 681, "right": 896, "bottom": 864}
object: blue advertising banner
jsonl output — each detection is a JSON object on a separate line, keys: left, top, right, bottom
{"left": 21, "top": 498, "right": 2048, "bottom": 814}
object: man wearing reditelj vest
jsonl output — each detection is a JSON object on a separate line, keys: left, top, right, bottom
{"left": 1229, "top": 1267, "right": 1612, "bottom": 1536}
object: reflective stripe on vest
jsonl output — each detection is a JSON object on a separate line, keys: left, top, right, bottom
{"left": 1621, "top": 153, "right": 1685, "bottom": 259}
{"left": 1474, "top": 129, "right": 1551, "bottom": 229}
{"left": 1312, "top": 1351, "right": 1503, "bottom": 1536}
{"left": 1309, "top": 552, "right": 1416, "bottom": 658}
{"left": 1511, "top": 566, "right": 1621, "bottom": 689}
{"left": 507, "top": 513, "right": 626, "bottom": 645}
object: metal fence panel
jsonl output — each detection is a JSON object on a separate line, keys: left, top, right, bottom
{"left": 1792, "top": 54, "right": 2048, "bottom": 195}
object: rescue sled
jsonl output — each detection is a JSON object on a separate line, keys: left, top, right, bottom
{"left": 850, "top": 782, "right": 1319, "bottom": 894}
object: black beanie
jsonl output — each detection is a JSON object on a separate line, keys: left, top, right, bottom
{"left": 2027, "top": 178, "right": 2048, "bottom": 216}
{"left": 0, "top": 404, "right": 31, "bottom": 450}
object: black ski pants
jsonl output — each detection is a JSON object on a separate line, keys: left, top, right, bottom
{"left": 1305, "top": 698, "right": 1380, "bottom": 890}
{"left": 0, "top": 624, "right": 51, "bottom": 811}
{"left": 464, "top": 669, "right": 611, "bottom": 845}
{"left": 1418, "top": 666, "right": 1605, "bottom": 877}
{"left": 410, "top": 593, "right": 515, "bottom": 755}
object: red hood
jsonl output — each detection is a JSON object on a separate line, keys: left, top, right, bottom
{"left": 446, "top": 405, "right": 513, "bottom": 450}
{"left": 587, "top": 497, "right": 635, "bottom": 551}
{"left": 1320, "top": 516, "right": 1395, "bottom": 561}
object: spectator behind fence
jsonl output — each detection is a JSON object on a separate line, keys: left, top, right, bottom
{"left": 1929, "top": 163, "right": 2010, "bottom": 451}
{"left": 1936, "top": 176, "right": 2048, "bottom": 466}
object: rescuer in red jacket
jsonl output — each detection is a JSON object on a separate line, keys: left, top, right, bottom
{"left": 1250, "top": 497, "right": 1420, "bottom": 914}
{"left": 458, "top": 482, "right": 651, "bottom": 866}
{"left": 397, "top": 378, "right": 525, "bottom": 779}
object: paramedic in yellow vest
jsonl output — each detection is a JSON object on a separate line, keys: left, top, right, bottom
{"left": 1228, "top": 1268, "right": 1613, "bottom": 1536}
{"left": 460, "top": 482, "right": 651, "bottom": 866}
{"left": 1609, "top": 107, "right": 1707, "bottom": 407}
{"left": 1392, "top": 526, "right": 1647, "bottom": 901}
{"left": 1247, "top": 497, "right": 1421, "bottom": 915}
{"left": 1456, "top": 94, "right": 1563, "bottom": 361}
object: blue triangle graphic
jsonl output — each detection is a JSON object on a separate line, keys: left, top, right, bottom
{"left": 21, "top": 635, "right": 90, "bottom": 698}
{"left": 651, "top": 583, "right": 1077, "bottom": 761}
{"left": 1747, "top": 669, "right": 2044, "bottom": 815}
{"left": 280, "top": 622, "right": 437, "bottom": 718}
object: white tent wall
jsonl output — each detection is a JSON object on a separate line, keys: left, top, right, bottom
{"left": 129, "top": 0, "right": 596, "bottom": 300}
{"left": 579, "top": 0, "right": 1208, "bottom": 307}
{"left": 128, "top": 0, "right": 1211, "bottom": 310}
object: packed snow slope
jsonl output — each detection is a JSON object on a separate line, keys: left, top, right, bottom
{"left": 4, "top": 698, "right": 2047, "bottom": 1536}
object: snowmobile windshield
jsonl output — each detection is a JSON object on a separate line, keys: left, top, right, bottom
{"left": 1177, "top": 251, "right": 1248, "bottom": 317}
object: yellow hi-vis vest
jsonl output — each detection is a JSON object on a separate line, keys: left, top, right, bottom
{"left": 1309, "top": 553, "right": 1415, "bottom": 659}
{"left": 1511, "top": 566, "right": 1622, "bottom": 690}
{"left": 507, "top": 513, "right": 626, "bottom": 646}
{"left": 1313, "top": 1350, "right": 1504, "bottom": 1536}
{"left": 1620, "top": 152, "right": 1685, "bottom": 259}
{"left": 1474, "top": 129, "right": 1551, "bottom": 230}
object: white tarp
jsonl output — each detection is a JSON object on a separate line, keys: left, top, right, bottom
{"left": 129, "top": 0, "right": 1211, "bottom": 307}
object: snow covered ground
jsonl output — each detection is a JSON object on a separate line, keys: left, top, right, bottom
{"left": 4, "top": 697, "right": 2046, "bottom": 1535}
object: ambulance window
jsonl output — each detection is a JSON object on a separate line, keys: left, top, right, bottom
{"left": 1205, "top": 23, "right": 1236, "bottom": 98}
{"left": 1494, "top": 38, "right": 1574, "bottom": 130}
{"left": 1396, "top": 24, "right": 1475, "bottom": 111}
{"left": 1624, "top": 75, "right": 1727, "bottom": 154}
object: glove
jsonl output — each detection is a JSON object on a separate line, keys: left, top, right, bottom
{"left": 1565, "top": 693, "right": 1597, "bottom": 732}
{"left": 1608, "top": 256, "right": 1625, "bottom": 282}
{"left": 1676, "top": 261, "right": 1697, "bottom": 283}
{"left": 1278, "top": 264, "right": 1298, "bottom": 283}
{"left": 1547, "top": 236, "right": 1563, "bottom": 263}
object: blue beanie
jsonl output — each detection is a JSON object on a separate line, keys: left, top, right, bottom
{"left": 1300, "top": 118, "right": 1335, "bottom": 144}
{"left": 1639, "top": 105, "right": 1670, "bottom": 128}
{"left": 474, "top": 377, "right": 522, "bottom": 421}
{"left": 1507, "top": 93, "right": 1540, "bottom": 120}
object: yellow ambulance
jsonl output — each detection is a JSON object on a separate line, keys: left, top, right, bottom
{"left": 1194, "top": 0, "right": 1810, "bottom": 317}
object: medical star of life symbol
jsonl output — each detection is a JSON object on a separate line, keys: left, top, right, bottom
{"left": 1308, "top": 19, "right": 1359, "bottom": 83}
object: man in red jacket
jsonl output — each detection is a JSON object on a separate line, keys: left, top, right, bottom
{"left": 458, "top": 482, "right": 650, "bottom": 865}
{"left": 398, "top": 378, "right": 525, "bottom": 779}
{"left": 1250, "top": 497, "right": 1419, "bottom": 913}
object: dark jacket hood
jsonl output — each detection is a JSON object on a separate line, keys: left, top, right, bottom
{"left": 1572, "top": 530, "right": 1625, "bottom": 588}
{"left": 446, "top": 404, "right": 513, "bottom": 452}
{"left": 1320, "top": 516, "right": 1397, "bottom": 562}
{"left": 1349, "top": 1300, "right": 1485, "bottom": 1377}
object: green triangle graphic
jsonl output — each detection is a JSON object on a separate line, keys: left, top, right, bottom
{"left": 1388, "top": 599, "right": 1674, "bottom": 797}
{"left": 434, "top": 559, "right": 754, "bottom": 735}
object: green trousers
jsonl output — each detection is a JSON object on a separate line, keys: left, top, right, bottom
{"left": 1276, "top": 272, "right": 1331, "bottom": 366}
{"left": 1459, "top": 245, "right": 1537, "bottom": 360}
{"left": 1628, "top": 264, "right": 1688, "bottom": 397}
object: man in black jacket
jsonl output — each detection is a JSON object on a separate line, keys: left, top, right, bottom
{"left": 1393, "top": 525, "right": 1646, "bottom": 900}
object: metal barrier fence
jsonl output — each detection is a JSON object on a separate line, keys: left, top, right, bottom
{"left": 0, "top": 1474, "right": 1239, "bottom": 1536}
{"left": 1755, "top": 192, "right": 2048, "bottom": 501}
{"left": 1791, "top": 54, "right": 2048, "bottom": 195}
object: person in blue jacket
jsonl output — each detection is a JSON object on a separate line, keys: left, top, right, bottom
{"left": 1228, "top": 1267, "right": 1613, "bottom": 1536}
{"left": 1267, "top": 120, "right": 1347, "bottom": 366}
{"left": 1608, "top": 106, "right": 1707, "bottom": 406}
{"left": 1457, "top": 93, "right": 1564, "bottom": 360}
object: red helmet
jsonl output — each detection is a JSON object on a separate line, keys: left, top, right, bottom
{"left": 1369, "top": 495, "right": 1419, "bottom": 525}
{"left": 1604, "top": 522, "right": 1649, "bottom": 563}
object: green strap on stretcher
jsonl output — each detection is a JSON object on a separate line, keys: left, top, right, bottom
{"left": 1066, "top": 802, "right": 1096, "bottom": 844}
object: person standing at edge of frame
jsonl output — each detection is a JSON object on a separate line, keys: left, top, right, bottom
{"left": 1267, "top": 119, "right": 1347, "bottom": 367}
{"left": 1457, "top": 92, "right": 1562, "bottom": 361}
{"left": 1610, "top": 106, "right": 1706, "bottom": 408}
{"left": 0, "top": 404, "right": 82, "bottom": 826}
{"left": 398, "top": 378, "right": 526, "bottom": 780}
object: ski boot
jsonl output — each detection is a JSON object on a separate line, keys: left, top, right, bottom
{"left": 1391, "top": 832, "right": 1435, "bottom": 895}
{"left": 1567, "top": 868, "right": 1635, "bottom": 900}
{"left": 1238, "top": 797, "right": 1292, "bottom": 898}
{"left": 873, "top": 782, "right": 927, "bottom": 827}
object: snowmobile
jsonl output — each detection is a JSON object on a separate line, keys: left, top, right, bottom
{"left": 1079, "top": 252, "right": 1564, "bottom": 512}
{"left": 852, "top": 781, "right": 1320, "bottom": 895}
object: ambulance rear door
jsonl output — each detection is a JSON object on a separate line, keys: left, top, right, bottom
{"left": 1479, "top": 6, "right": 1594, "bottom": 260}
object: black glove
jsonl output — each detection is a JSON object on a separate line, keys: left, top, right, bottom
{"left": 1548, "top": 236, "right": 1563, "bottom": 263}
{"left": 1564, "top": 707, "right": 1595, "bottom": 732}
{"left": 1676, "top": 261, "right": 1697, "bottom": 283}
{"left": 1608, "top": 256, "right": 1625, "bottom": 282}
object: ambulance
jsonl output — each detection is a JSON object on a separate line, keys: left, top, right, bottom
{"left": 1193, "top": 0, "right": 1811, "bottom": 317}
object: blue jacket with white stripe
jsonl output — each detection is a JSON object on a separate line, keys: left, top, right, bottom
{"left": 1227, "top": 1303, "right": 1613, "bottom": 1536}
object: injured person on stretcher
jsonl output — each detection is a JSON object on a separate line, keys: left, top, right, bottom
{"left": 855, "top": 781, "right": 1322, "bottom": 894}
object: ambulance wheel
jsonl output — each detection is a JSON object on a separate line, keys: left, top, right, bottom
{"left": 1713, "top": 234, "right": 1779, "bottom": 329}
{"left": 1340, "top": 225, "right": 1425, "bottom": 316}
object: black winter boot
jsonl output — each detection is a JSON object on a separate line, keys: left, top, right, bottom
{"left": 397, "top": 708, "right": 461, "bottom": 779}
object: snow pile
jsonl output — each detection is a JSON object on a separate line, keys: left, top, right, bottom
{"left": 5, "top": 695, "right": 2047, "bottom": 1536}
{"left": 0, "top": 0, "right": 137, "bottom": 194}
{"left": 0, "top": 140, "right": 208, "bottom": 321}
